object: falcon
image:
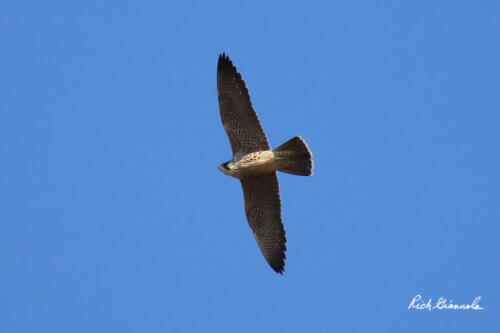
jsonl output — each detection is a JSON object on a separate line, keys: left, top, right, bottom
{"left": 217, "top": 53, "right": 313, "bottom": 274}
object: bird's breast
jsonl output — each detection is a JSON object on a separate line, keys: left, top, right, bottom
{"left": 230, "top": 151, "right": 277, "bottom": 178}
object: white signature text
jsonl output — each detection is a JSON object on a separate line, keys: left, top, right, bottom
{"left": 408, "top": 294, "right": 484, "bottom": 311}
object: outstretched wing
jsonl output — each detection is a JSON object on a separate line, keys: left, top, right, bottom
{"left": 217, "top": 53, "right": 270, "bottom": 157}
{"left": 241, "top": 173, "right": 287, "bottom": 274}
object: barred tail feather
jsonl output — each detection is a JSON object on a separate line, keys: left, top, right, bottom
{"left": 273, "top": 136, "right": 313, "bottom": 176}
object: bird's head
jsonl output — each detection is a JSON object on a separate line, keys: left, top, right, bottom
{"left": 218, "top": 160, "right": 234, "bottom": 176}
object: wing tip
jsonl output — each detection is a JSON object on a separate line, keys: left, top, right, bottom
{"left": 218, "top": 52, "right": 232, "bottom": 67}
{"left": 252, "top": 229, "right": 287, "bottom": 275}
{"left": 268, "top": 240, "right": 287, "bottom": 275}
{"left": 271, "top": 262, "right": 285, "bottom": 275}
{"left": 270, "top": 247, "right": 286, "bottom": 274}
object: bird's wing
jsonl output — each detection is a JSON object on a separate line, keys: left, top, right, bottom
{"left": 241, "top": 173, "right": 287, "bottom": 274}
{"left": 217, "top": 53, "right": 270, "bottom": 157}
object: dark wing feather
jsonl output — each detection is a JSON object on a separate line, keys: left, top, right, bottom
{"left": 241, "top": 173, "right": 287, "bottom": 274}
{"left": 217, "top": 53, "right": 270, "bottom": 157}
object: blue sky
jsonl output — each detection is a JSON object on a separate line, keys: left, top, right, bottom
{"left": 1, "top": 1, "right": 499, "bottom": 332}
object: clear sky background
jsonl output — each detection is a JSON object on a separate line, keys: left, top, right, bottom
{"left": 1, "top": 1, "right": 499, "bottom": 332}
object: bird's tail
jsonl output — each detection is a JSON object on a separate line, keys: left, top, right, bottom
{"left": 273, "top": 136, "right": 313, "bottom": 176}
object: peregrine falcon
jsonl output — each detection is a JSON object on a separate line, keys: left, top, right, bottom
{"left": 217, "top": 53, "right": 313, "bottom": 274}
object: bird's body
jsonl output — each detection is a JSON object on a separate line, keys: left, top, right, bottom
{"left": 217, "top": 53, "right": 313, "bottom": 274}
{"left": 219, "top": 150, "right": 279, "bottom": 179}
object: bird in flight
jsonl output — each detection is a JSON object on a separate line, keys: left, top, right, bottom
{"left": 217, "top": 53, "right": 313, "bottom": 274}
